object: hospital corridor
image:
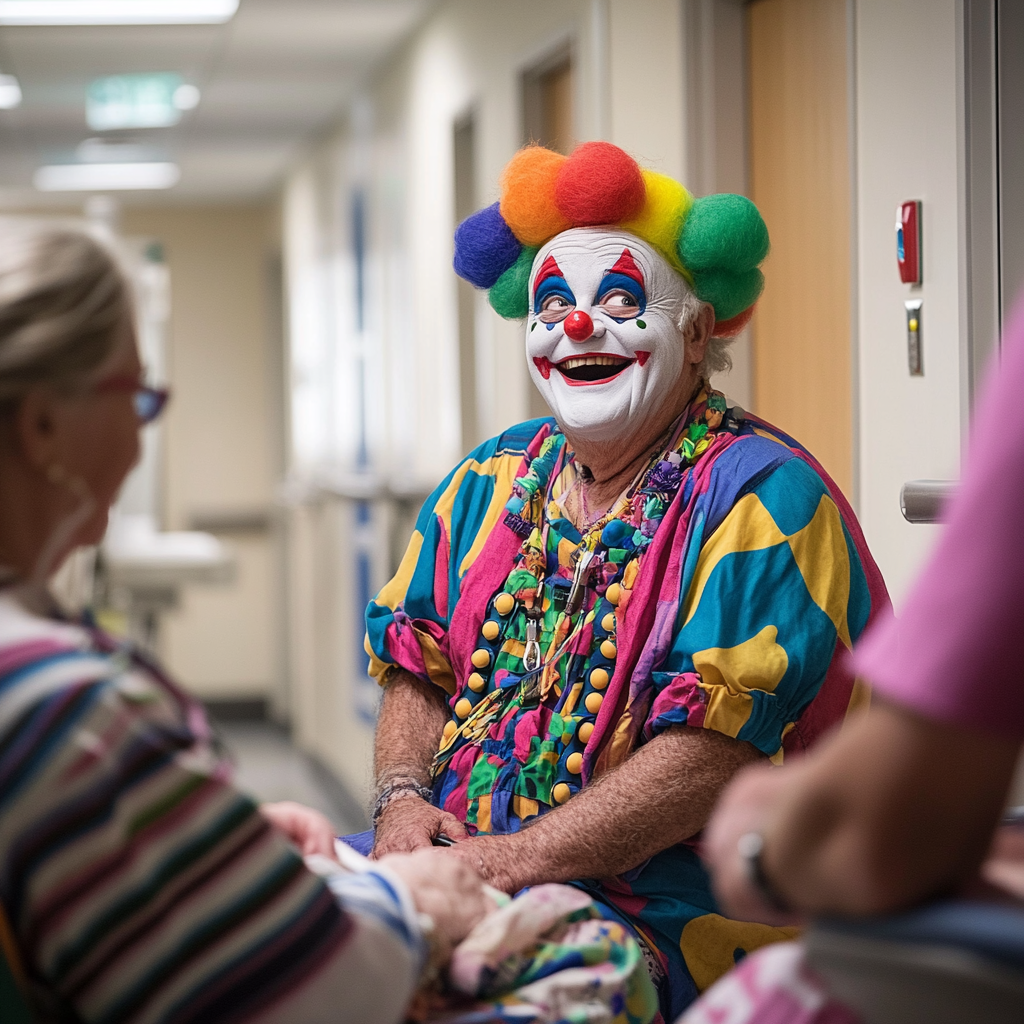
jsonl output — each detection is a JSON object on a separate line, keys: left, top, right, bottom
{"left": 0, "top": 2, "right": 1023, "bottom": 1023}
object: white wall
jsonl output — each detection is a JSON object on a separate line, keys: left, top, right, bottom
{"left": 123, "top": 206, "right": 285, "bottom": 705}
{"left": 854, "top": 0, "right": 966, "bottom": 603}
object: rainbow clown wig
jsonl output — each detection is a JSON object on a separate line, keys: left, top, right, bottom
{"left": 453, "top": 140, "right": 769, "bottom": 339}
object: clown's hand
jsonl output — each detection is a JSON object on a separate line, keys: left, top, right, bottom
{"left": 373, "top": 796, "right": 469, "bottom": 857}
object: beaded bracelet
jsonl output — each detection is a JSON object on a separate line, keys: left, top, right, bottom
{"left": 372, "top": 779, "right": 434, "bottom": 826}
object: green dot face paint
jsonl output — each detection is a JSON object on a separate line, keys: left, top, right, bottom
{"left": 636, "top": 319, "right": 646, "bottom": 329}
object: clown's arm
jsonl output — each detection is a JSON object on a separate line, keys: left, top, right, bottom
{"left": 372, "top": 669, "right": 468, "bottom": 855}
{"left": 451, "top": 725, "right": 763, "bottom": 892}
{"left": 366, "top": 435, "right": 519, "bottom": 857}
{"left": 454, "top": 458, "right": 866, "bottom": 892}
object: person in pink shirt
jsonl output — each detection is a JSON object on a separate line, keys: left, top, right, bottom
{"left": 681, "top": 297, "right": 1024, "bottom": 1023}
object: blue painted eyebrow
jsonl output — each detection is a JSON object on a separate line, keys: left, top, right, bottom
{"left": 533, "top": 275, "right": 577, "bottom": 315}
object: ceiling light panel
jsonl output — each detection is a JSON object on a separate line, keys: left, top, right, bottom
{"left": 0, "top": 1, "right": 238, "bottom": 25}
{"left": 34, "top": 160, "right": 180, "bottom": 190}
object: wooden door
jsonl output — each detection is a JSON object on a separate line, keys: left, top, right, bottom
{"left": 748, "top": 0, "right": 852, "bottom": 495}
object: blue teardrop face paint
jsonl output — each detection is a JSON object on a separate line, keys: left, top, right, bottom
{"left": 525, "top": 228, "right": 693, "bottom": 444}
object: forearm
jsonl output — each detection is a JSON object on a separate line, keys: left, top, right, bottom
{"left": 373, "top": 668, "right": 450, "bottom": 791}
{"left": 459, "top": 726, "right": 764, "bottom": 891}
{"left": 760, "top": 702, "right": 1020, "bottom": 915}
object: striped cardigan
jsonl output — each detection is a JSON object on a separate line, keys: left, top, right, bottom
{"left": 0, "top": 587, "right": 423, "bottom": 1024}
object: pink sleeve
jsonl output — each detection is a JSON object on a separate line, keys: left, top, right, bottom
{"left": 852, "top": 299, "right": 1024, "bottom": 739}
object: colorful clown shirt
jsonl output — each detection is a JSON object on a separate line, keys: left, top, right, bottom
{"left": 365, "top": 390, "right": 889, "bottom": 1021}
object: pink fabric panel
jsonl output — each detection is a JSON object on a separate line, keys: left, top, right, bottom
{"left": 853, "top": 298, "right": 1024, "bottom": 739}
{"left": 0, "top": 638, "right": 73, "bottom": 677}
{"left": 584, "top": 432, "right": 741, "bottom": 782}
{"left": 442, "top": 424, "right": 553, "bottom": 695}
{"left": 679, "top": 943, "right": 861, "bottom": 1024}
{"left": 645, "top": 672, "right": 708, "bottom": 735}
{"left": 384, "top": 618, "right": 445, "bottom": 683}
{"left": 434, "top": 519, "right": 450, "bottom": 620}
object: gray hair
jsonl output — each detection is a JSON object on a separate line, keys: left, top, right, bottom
{"left": 677, "top": 287, "right": 734, "bottom": 378}
{"left": 0, "top": 223, "right": 132, "bottom": 408}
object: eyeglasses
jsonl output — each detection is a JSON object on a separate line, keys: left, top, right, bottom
{"left": 93, "top": 375, "right": 171, "bottom": 424}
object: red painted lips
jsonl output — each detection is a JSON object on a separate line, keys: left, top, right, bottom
{"left": 532, "top": 351, "right": 651, "bottom": 385}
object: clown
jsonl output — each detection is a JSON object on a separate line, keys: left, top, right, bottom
{"left": 364, "top": 142, "right": 889, "bottom": 1020}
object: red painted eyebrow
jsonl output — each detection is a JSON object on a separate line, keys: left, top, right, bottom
{"left": 607, "top": 248, "right": 644, "bottom": 287}
{"left": 534, "top": 254, "right": 564, "bottom": 288}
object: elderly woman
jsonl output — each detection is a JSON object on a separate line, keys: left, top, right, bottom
{"left": 364, "top": 142, "right": 890, "bottom": 1021}
{"left": 0, "top": 222, "right": 491, "bottom": 1024}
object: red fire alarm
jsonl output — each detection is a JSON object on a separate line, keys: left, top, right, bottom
{"left": 896, "top": 201, "right": 922, "bottom": 284}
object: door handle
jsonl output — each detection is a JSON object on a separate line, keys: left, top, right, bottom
{"left": 900, "top": 480, "right": 956, "bottom": 524}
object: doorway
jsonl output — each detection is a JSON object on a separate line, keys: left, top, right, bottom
{"left": 747, "top": 0, "right": 853, "bottom": 496}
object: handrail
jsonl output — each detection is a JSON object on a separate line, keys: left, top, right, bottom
{"left": 901, "top": 480, "right": 957, "bottom": 524}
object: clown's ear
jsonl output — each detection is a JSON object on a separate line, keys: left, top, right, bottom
{"left": 488, "top": 246, "right": 538, "bottom": 320}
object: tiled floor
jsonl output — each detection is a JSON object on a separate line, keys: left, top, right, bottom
{"left": 214, "top": 718, "right": 369, "bottom": 837}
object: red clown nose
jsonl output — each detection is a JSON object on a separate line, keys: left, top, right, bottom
{"left": 564, "top": 310, "right": 594, "bottom": 341}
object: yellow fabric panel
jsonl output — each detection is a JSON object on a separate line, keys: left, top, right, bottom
{"left": 622, "top": 558, "right": 640, "bottom": 591}
{"left": 693, "top": 625, "right": 789, "bottom": 694}
{"left": 414, "top": 624, "right": 457, "bottom": 696}
{"left": 550, "top": 461, "right": 576, "bottom": 501}
{"left": 786, "top": 495, "right": 852, "bottom": 649}
{"left": 366, "top": 634, "right": 392, "bottom": 684}
{"left": 475, "top": 794, "right": 492, "bottom": 833}
{"left": 692, "top": 626, "right": 788, "bottom": 739}
{"left": 456, "top": 456, "right": 523, "bottom": 577}
{"left": 752, "top": 427, "right": 792, "bottom": 447}
{"left": 770, "top": 722, "right": 796, "bottom": 765}
{"left": 557, "top": 537, "right": 578, "bottom": 567}
{"left": 696, "top": 684, "right": 752, "bottom": 739}
{"left": 372, "top": 530, "right": 423, "bottom": 610}
{"left": 512, "top": 795, "right": 540, "bottom": 821}
{"left": 560, "top": 681, "right": 584, "bottom": 717}
{"left": 682, "top": 493, "right": 788, "bottom": 627}
{"left": 681, "top": 914, "right": 800, "bottom": 992}
{"left": 847, "top": 675, "right": 871, "bottom": 715}
{"left": 502, "top": 638, "right": 527, "bottom": 660}
{"left": 593, "top": 705, "right": 637, "bottom": 778}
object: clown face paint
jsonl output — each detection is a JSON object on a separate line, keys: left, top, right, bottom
{"left": 526, "top": 228, "right": 695, "bottom": 443}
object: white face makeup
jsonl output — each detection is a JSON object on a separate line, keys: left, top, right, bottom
{"left": 526, "top": 228, "right": 693, "bottom": 443}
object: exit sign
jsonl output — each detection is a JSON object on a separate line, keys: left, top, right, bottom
{"left": 87, "top": 73, "right": 190, "bottom": 130}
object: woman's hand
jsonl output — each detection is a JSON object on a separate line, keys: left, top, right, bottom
{"left": 383, "top": 848, "right": 492, "bottom": 959}
{"left": 372, "top": 796, "right": 468, "bottom": 856}
{"left": 261, "top": 801, "right": 338, "bottom": 859}
{"left": 701, "top": 762, "right": 800, "bottom": 925}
